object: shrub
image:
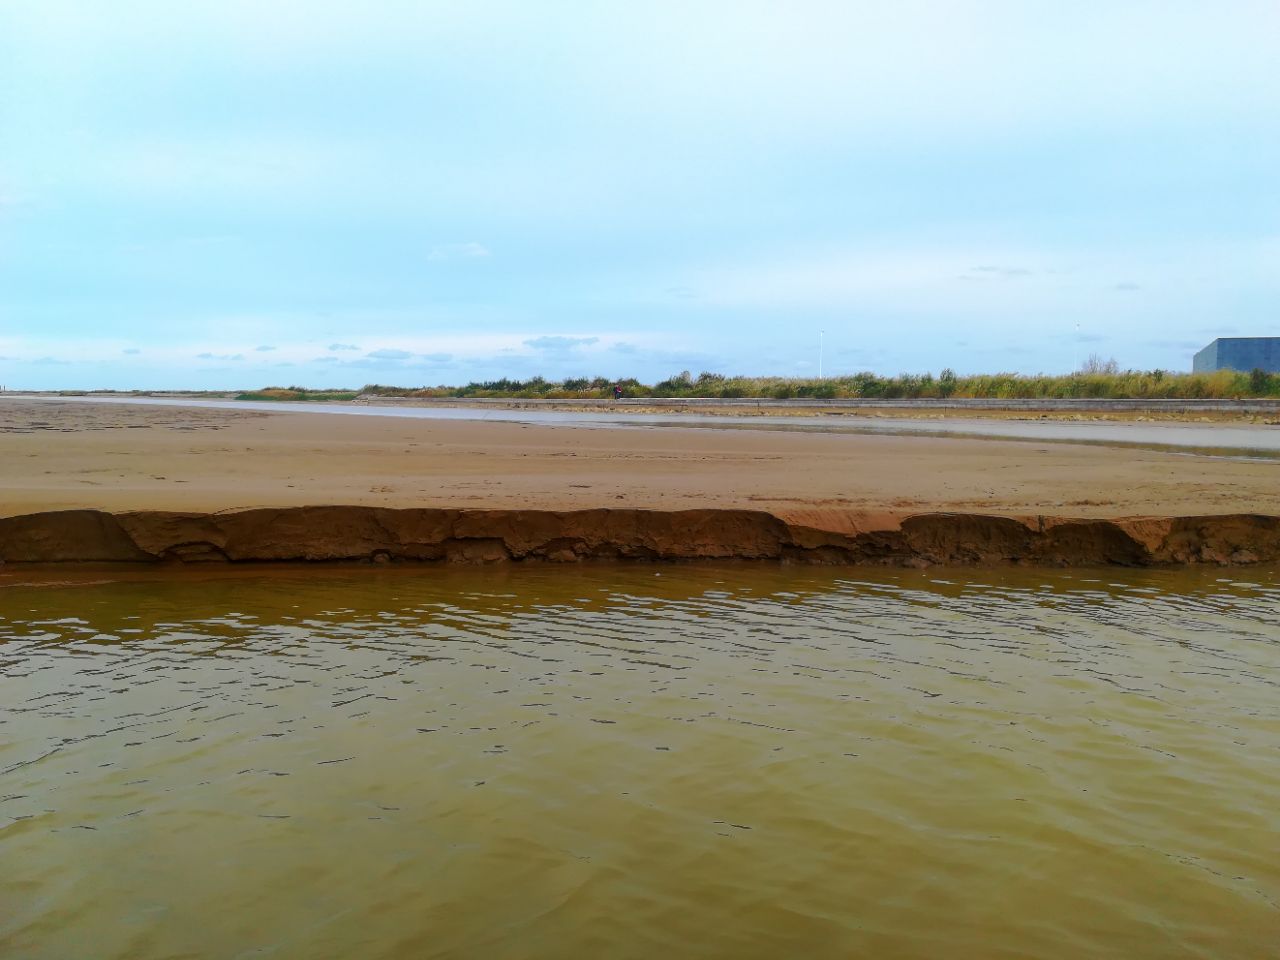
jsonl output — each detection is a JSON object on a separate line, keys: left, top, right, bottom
{"left": 249, "top": 366, "right": 1280, "bottom": 402}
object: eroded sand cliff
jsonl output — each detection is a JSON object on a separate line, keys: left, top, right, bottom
{"left": 2, "top": 507, "right": 1277, "bottom": 567}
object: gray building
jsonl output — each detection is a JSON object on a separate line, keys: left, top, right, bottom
{"left": 1192, "top": 337, "right": 1280, "bottom": 373}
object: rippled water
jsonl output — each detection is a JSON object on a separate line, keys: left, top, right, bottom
{"left": 3, "top": 564, "right": 1278, "bottom": 959}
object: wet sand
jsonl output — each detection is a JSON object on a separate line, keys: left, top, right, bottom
{"left": 2, "top": 397, "right": 1278, "bottom": 565}
{"left": 14, "top": 393, "right": 1280, "bottom": 453}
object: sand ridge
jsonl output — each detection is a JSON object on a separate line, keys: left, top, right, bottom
{"left": 2, "top": 399, "right": 1278, "bottom": 566}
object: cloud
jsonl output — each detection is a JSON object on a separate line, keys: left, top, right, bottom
{"left": 365, "top": 348, "right": 413, "bottom": 360}
{"left": 256, "top": 344, "right": 276, "bottom": 351}
{"left": 427, "top": 242, "right": 490, "bottom": 261}
{"left": 611, "top": 342, "right": 639, "bottom": 354}
{"left": 328, "top": 343, "right": 359, "bottom": 351}
{"left": 30, "top": 356, "right": 71, "bottom": 365}
{"left": 968, "top": 266, "right": 1034, "bottom": 278}
{"left": 420, "top": 352, "right": 453, "bottom": 363}
{"left": 122, "top": 348, "right": 142, "bottom": 355}
{"left": 1113, "top": 282, "right": 1141, "bottom": 291}
{"left": 315, "top": 356, "right": 340, "bottom": 363}
{"left": 196, "top": 352, "right": 244, "bottom": 361}
{"left": 698, "top": 248, "right": 1056, "bottom": 309}
{"left": 664, "top": 285, "right": 699, "bottom": 299}
{"left": 524, "top": 335, "right": 599, "bottom": 351}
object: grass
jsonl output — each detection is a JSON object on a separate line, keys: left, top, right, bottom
{"left": 235, "top": 387, "right": 360, "bottom": 402}
{"left": 350, "top": 366, "right": 1280, "bottom": 401}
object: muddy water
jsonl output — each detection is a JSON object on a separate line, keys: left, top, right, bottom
{"left": 2, "top": 564, "right": 1278, "bottom": 959}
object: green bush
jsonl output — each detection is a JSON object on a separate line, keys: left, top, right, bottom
{"left": 248, "top": 367, "right": 1280, "bottom": 402}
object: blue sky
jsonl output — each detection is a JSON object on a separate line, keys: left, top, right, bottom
{"left": 2, "top": 1, "right": 1278, "bottom": 389}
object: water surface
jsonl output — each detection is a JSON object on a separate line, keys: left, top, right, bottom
{"left": 3, "top": 564, "right": 1278, "bottom": 958}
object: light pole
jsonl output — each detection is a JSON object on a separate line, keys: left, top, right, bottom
{"left": 819, "top": 330, "right": 824, "bottom": 379}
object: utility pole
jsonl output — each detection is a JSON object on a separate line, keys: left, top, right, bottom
{"left": 819, "top": 330, "right": 824, "bottom": 379}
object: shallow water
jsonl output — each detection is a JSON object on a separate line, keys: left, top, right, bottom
{"left": 2, "top": 563, "right": 1278, "bottom": 959}
{"left": 15, "top": 394, "right": 1280, "bottom": 456}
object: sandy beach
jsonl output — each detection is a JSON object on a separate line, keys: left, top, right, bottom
{"left": 3, "top": 397, "right": 1279, "bottom": 518}
{"left": 2, "top": 397, "right": 1278, "bottom": 565}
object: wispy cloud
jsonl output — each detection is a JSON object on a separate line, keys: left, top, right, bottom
{"left": 255, "top": 344, "right": 276, "bottom": 351}
{"left": 196, "top": 352, "right": 244, "bottom": 361}
{"left": 122, "top": 348, "right": 142, "bottom": 355}
{"left": 524, "top": 335, "right": 599, "bottom": 351}
{"left": 692, "top": 241, "right": 1277, "bottom": 321}
{"left": 968, "top": 265, "right": 1034, "bottom": 279}
{"left": 664, "top": 285, "right": 699, "bottom": 299}
{"left": 328, "top": 343, "right": 360, "bottom": 351}
{"left": 427, "top": 242, "right": 490, "bottom": 261}
{"left": 365, "top": 348, "right": 413, "bottom": 360}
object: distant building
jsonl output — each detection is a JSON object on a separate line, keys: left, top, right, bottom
{"left": 1192, "top": 337, "right": 1280, "bottom": 373}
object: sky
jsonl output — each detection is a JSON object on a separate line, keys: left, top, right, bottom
{"left": 2, "top": 0, "right": 1279, "bottom": 390}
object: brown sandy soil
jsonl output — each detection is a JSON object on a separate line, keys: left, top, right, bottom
{"left": 2, "top": 398, "right": 1277, "bottom": 526}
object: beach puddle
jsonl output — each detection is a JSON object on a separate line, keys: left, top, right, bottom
{"left": 2, "top": 564, "right": 1278, "bottom": 958}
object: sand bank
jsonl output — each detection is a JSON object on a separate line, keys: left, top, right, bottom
{"left": 2, "top": 398, "right": 1278, "bottom": 566}
{"left": 3, "top": 506, "right": 1276, "bottom": 567}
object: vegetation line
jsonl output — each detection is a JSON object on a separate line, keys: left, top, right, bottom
{"left": 239, "top": 362, "right": 1280, "bottom": 402}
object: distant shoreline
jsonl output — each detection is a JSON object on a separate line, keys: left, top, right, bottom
{"left": 5, "top": 389, "right": 1280, "bottom": 422}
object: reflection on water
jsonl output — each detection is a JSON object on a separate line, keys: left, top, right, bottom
{"left": 2, "top": 563, "right": 1278, "bottom": 959}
